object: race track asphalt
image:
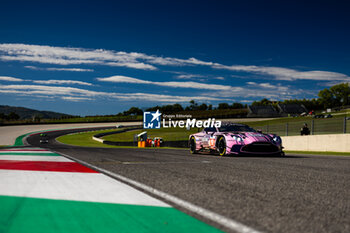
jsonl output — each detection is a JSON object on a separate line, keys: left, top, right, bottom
{"left": 26, "top": 128, "right": 350, "bottom": 233}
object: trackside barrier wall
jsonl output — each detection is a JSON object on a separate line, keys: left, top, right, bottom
{"left": 281, "top": 134, "right": 350, "bottom": 152}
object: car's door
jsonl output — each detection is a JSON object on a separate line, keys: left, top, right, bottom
{"left": 201, "top": 127, "right": 217, "bottom": 148}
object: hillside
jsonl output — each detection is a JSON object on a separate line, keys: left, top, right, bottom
{"left": 0, "top": 105, "right": 74, "bottom": 119}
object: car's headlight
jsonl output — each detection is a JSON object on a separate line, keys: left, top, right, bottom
{"left": 232, "top": 135, "right": 243, "bottom": 142}
{"left": 272, "top": 136, "right": 281, "bottom": 144}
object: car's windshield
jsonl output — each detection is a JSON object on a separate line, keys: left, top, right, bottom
{"left": 219, "top": 125, "right": 256, "bottom": 132}
{"left": 204, "top": 127, "right": 217, "bottom": 133}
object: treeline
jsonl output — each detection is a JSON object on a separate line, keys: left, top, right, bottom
{"left": 0, "top": 112, "right": 20, "bottom": 121}
{"left": 146, "top": 100, "right": 246, "bottom": 113}
{"left": 252, "top": 83, "right": 350, "bottom": 110}
{"left": 115, "top": 100, "right": 247, "bottom": 117}
{"left": 117, "top": 82, "right": 350, "bottom": 117}
{"left": 252, "top": 98, "right": 323, "bottom": 111}
{"left": 318, "top": 83, "right": 350, "bottom": 108}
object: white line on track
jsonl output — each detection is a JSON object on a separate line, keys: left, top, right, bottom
{"left": 0, "top": 155, "right": 72, "bottom": 162}
{"left": 53, "top": 149, "right": 262, "bottom": 233}
{"left": 0, "top": 170, "right": 169, "bottom": 207}
{"left": 0, "top": 151, "right": 54, "bottom": 153}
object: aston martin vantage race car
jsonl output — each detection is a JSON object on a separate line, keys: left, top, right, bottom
{"left": 189, "top": 123, "right": 284, "bottom": 156}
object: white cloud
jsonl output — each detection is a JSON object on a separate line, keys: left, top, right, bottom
{"left": 97, "top": 76, "right": 151, "bottom": 84}
{"left": 0, "top": 83, "right": 224, "bottom": 103}
{"left": 213, "top": 64, "right": 350, "bottom": 82}
{"left": 0, "top": 84, "right": 102, "bottom": 97}
{"left": 112, "top": 92, "right": 224, "bottom": 102}
{"left": 0, "top": 76, "right": 23, "bottom": 82}
{"left": 0, "top": 75, "right": 93, "bottom": 86}
{"left": 0, "top": 43, "right": 157, "bottom": 70}
{"left": 1, "top": 55, "right": 100, "bottom": 65}
{"left": 203, "top": 81, "right": 308, "bottom": 100}
{"left": 246, "top": 81, "right": 284, "bottom": 90}
{"left": 24, "top": 66, "right": 94, "bottom": 72}
{"left": 33, "top": 80, "right": 93, "bottom": 86}
{"left": 105, "top": 62, "right": 156, "bottom": 70}
{"left": 97, "top": 75, "right": 231, "bottom": 90}
{"left": 1, "top": 43, "right": 349, "bottom": 82}
{"left": 175, "top": 74, "right": 204, "bottom": 79}
{"left": 61, "top": 96, "right": 93, "bottom": 101}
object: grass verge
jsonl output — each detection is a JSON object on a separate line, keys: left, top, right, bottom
{"left": 56, "top": 129, "right": 187, "bottom": 149}
{"left": 57, "top": 129, "right": 122, "bottom": 148}
{"left": 102, "top": 127, "right": 199, "bottom": 142}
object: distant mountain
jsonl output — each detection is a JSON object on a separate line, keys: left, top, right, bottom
{"left": 0, "top": 105, "right": 74, "bottom": 119}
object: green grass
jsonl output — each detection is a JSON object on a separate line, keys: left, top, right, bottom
{"left": 285, "top": 150, "right": 350, "bottom": 156}
{"left": 56, "top": 128, "right": 188, "bottom": 149}
{"left": 102, "top": 127, "right": 200, "bottom": 142}
{"left": 57, "top": 129, "right": 123, "bottom": 148}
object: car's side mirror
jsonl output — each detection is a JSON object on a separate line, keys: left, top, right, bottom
{"left": 257, "top": 129, "right": 263, "bottom": 133}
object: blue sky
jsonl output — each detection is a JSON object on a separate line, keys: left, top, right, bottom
{"left": 0, "top": 0, "right": 349, "bottom": 115}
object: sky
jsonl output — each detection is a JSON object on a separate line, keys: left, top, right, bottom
{"left": 0, "top": 0, "right": 349, "bottom": 116}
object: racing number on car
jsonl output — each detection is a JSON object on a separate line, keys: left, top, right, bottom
{"left": 209, "top": 137, "right": 216, "bottom": 147}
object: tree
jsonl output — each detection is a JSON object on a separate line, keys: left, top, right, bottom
{"left": 217, "top": 103, "right": 230, "bottom": 109}
{"left": 318, "top": 88, "right": 337, "bottom": 109}
{"left": 318, "top": 83, "right": 350, "bottom": 108}
{"left": 8, "top": 112, "right": 20, "bottom": 121}
{"left": 124, "top": 107, "right": 143, "bottom": 116}
{"left": 172, "top": 104, "right": 184, "bottom": 112}
{"left": 280, "top": 98, "right": 322, "bottom": 111}
{"left": 231, "top": 103, "right": 244, "bottom": 109}
{"left": 32, "top": 114, "right": 42, "bottom": 122}
{"left": 329, "top": 83, "right": 350, "bottom": 106}
{"left": 252, "top": 98, "right": 272, "bottom": 106}
{"left": 198, "top": 103, "right": 208, "bottom": 111}
{"left": 188, "top": 100, "right": 199, "bottom": 111}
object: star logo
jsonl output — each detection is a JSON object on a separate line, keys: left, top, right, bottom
{"left": 150, "top": 109, "right": 162, "bottom": 122}
{"left": 143, "top": 110, "right": 162, "bottom": 129}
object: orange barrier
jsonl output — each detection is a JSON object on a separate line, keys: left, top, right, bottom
{"left": 155, "top": 139, "right": 160, "bottom": 147}
{"left": 146, "top": 139, "right": 152, "bottom": 147}
{"left": 138, "top": 141, "right": 146, "bottom": 147}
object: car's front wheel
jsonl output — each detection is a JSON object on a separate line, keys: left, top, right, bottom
{"left": 218, "top": 137, "right": 226, "bottom": 156}
{"left": 189, "top": 136, "right": 198, "bottom": 154}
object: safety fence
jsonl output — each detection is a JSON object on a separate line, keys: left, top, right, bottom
{"left": 253, "top": 117, "right": 350, "bottom": 136}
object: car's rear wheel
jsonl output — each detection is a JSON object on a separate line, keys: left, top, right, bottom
{"left": 189, "top": 136, "right": 197, "bottom": 154}
{"left": 218, "top": 137, "right": 226, "bottom": 156}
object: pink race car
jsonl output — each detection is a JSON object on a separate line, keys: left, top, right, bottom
{"left": 189, "top": 123, "right": 284, "bottom": 156}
